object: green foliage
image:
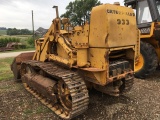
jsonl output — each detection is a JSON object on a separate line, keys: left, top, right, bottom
{"left": 0, "top": 35, "right": 36, "bottom": 49}
{"left": 27, "top": 37, "right": 35, "bottom": 47}
{"left": 27, "top": 35, "right": 41, "bottom": 48}
{"left": 23, "top": 109, "right": 33, "bottom": 114}
{"left": 0, "top": 37, "right": 20, "bottom": 47}
{"left": 35, "top": 106, "right": 50, "bottom": 114}
{"left": 61, "top": 0, "right": 101, "bottom": 26}
{"left": 7, "top": 28, "right": 32, "bottom": 35}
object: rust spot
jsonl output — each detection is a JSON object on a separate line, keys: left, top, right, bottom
{"left": 90, "top": 53, "right": 94, "bottom": 57}
{"left": 105, "top": 34, "right": 109, "bottom": 44}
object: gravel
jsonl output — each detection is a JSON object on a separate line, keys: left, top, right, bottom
{"left": 0, "top": 71, "right": 160, "bottom": 120}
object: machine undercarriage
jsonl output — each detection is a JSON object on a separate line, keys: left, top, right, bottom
{"left": 21, "top": 60, "right": 89, "bottom": 119}
{"left": 19, "top": 58, "right": 134, "bottom": 119}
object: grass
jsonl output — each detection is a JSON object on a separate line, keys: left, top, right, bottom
{"left": 23, "top": 109, "right": 33, "bottom": 115}
{"left": 0, "top": 57, "right": 14, "bottom": 81}
{"left": 0, "top": 30, "right": 7, "bottom": 35}
{"left": 35, "top": 106, "right": 50, "bottom": 114}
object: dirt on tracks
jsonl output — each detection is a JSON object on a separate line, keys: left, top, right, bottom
{"left": 0, "top": 71, "right": 160, "bottom": 120}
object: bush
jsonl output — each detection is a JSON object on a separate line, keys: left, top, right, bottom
{"left": 14, "top": 44, "right": 26, "bottom": 49}
{"left": 0, "top": 37, "right": 21, "bottom": 47}
{"left": 27, "top": 37, "right": 35, "bottom": 47}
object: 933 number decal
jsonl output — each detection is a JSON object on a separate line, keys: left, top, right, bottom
{"left": 117, "top": 19, "right": 129, "bottom": 25}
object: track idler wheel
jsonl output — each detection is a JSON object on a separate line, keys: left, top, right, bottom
{"left": 58, "top": 79, "right": 72, "bottom": 110}
{"left": 57, "top": 74, "right": 89, "bottom": 119}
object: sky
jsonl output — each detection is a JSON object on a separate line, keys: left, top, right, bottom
{"left": 0, "top": 0, "right": 124, "bottom": 30}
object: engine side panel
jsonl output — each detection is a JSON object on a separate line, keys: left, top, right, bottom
{"left": 89, "top": 4, "right": 138, "bottom": 48}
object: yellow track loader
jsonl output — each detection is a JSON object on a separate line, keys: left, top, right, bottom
{"left": 11, "top": 3, "right": 139, "bottom": 119}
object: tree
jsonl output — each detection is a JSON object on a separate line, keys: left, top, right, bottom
{"left": 61, "top": 0, "right": 101, "bottom": 26}
{"left": 7, "top": 28, "right": 32, "bottom": 35}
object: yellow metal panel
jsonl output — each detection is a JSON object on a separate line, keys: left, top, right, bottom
{"left": 57, "top": 37, "right": 72, "bottom": 56}
{"left": 89, "top": 5, "right": 108, "bottom": 47}
{"left": 107, "top": 5, "right": 137, "bottom": 47}
{"left": 88, "top": 48, "right": 108, "bottom": 85}
{"left": 80, "top": 69, "right": 107, "bottom": 86}
{"left": 77, "top": 48, "right": 88, "bottom": 67}
{"left": 49, "top": 54, "right": 69, "bottom": 65}
{"left": 89, "top": 48, "right": 108, "bottom": 69}
{"left": 57, "top": 43, "right": 69, "bottom": 59}
{"left": 89, "top": 4, "right": 138, "bottom": 48}
{"left": 71, "top": 24, "right": 89, "bottom": 47}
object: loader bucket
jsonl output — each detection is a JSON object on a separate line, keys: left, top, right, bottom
{"left": 11, "top": 52, "right": 34, "bottom": 81}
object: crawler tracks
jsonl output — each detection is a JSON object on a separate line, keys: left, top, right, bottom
{"left": 21, "top": 60, "right": 89, "bottom": 119}
{"left": 120, "top": 75, "right": 134, "bottom": 94}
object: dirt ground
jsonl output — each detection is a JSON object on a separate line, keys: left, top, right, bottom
{"left": 0, "top": 50, "right": 34, "bottom": 59}
{"left": 0, "top": 71, "right": 160, "bottom": 120}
